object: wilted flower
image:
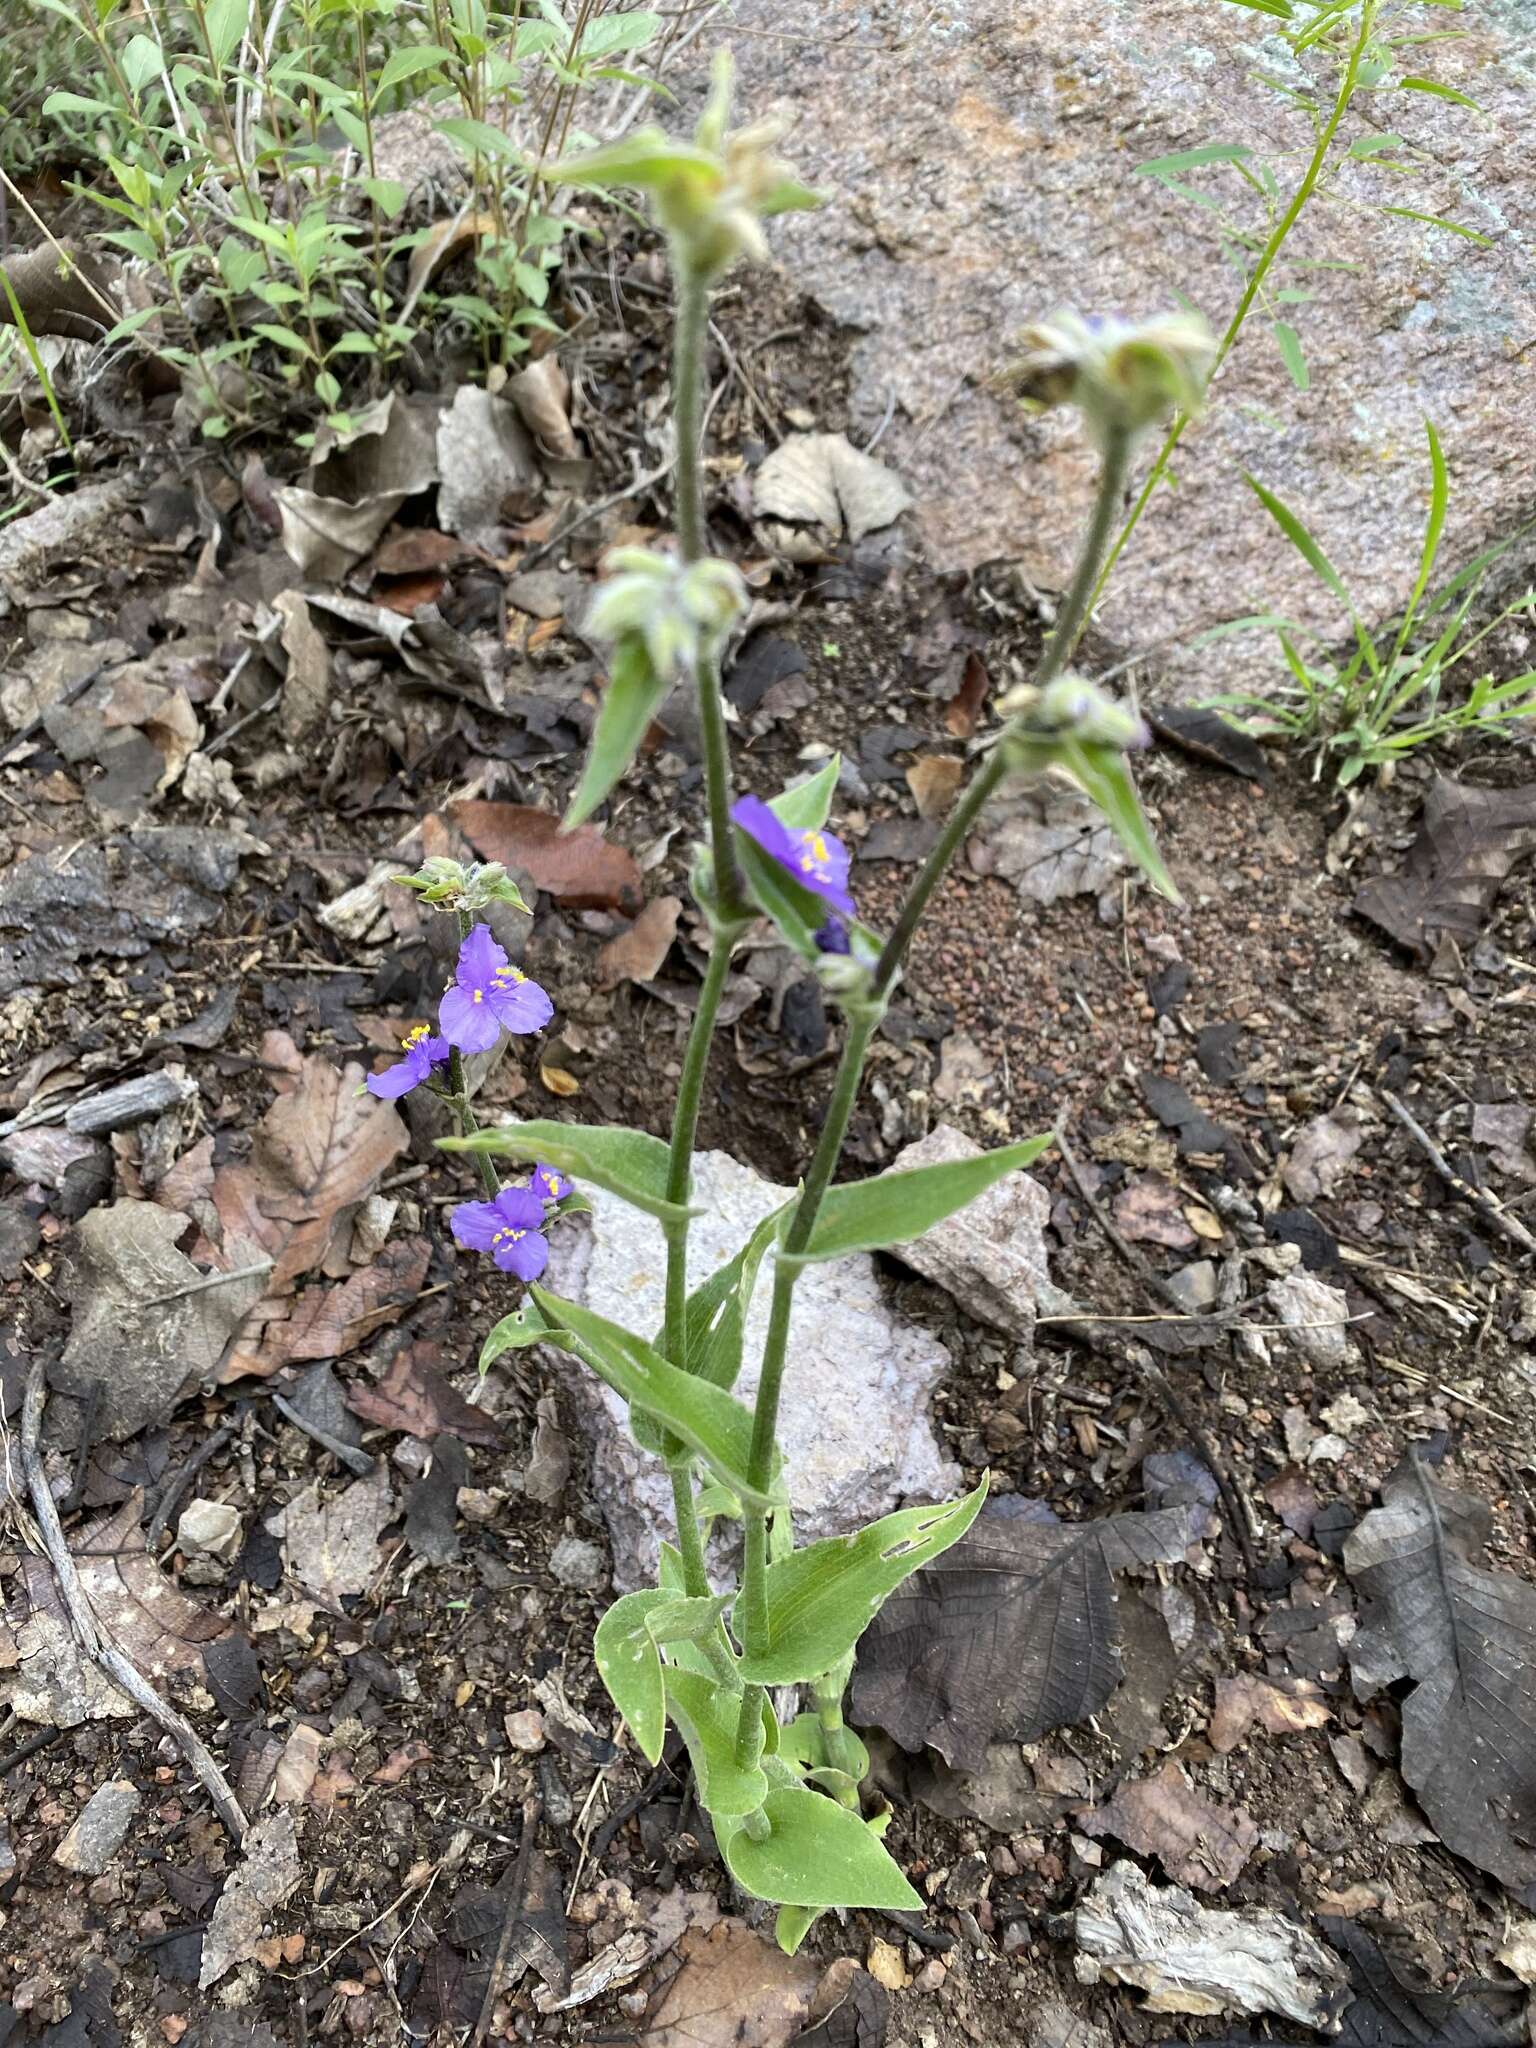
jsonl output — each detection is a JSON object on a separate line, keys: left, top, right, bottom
{"left": 732, "top": 795, "right": 855, "bottom": 914}
{"left": 365, "top": 1024, "right": 452, "bottom": 1101}
{"left": 451, "top": 1184, "right": 550, "bottom": 1280}
{"left": 1003, "top": 309, "right": 1215, "bottom": 448}
{"left": 439, "top": 924, "right": 554, "bottom": 1054}
{"left": 587, "top": 548, "right": 746, "bottom": 684}
{"left": 546, "top": 52, "right": 820, "bottom": 280}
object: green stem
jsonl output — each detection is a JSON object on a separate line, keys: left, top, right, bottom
{"left": 731, "top": 421, "right": 1138, "bottom": 1772}
{"left": 1082, "top": 0, "right": 1377, "bottom": 635}
{"left": 669, "top": 1462, "right": 712, "bottom": 1595}
{"left": 662, "top": 926, "right": 736, "bottom": 1367}
{"left": 450, "top": 907, "right": 500, "bottom": 1197}
{"left": 673, "top": 268, "right": 747, "bottom": 919}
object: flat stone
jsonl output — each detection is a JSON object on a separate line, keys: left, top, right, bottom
{"left": 1166, "top": 1260, "right": 1218, "bottom": 1315}
{"left": 0, "top": 1128, "right": 110, "bottom": 1220}
{"left": 1267, "top": 1273, "right": 1356, "bottom": 1372}
{"left": 177, "top": 1499, "right": 243, "bottom": 1562}
{"left": 888, "top": 1122, "right": 1050, "bottom": 1338}
{"left": 52, "top": 1780, "right": 140, "bottom": 1875}
{"left": 544, "top": 1150, "right": 960, "bottom": 1590}
{"left": 729, "top": 1, "right": 1536, "bottom": 700}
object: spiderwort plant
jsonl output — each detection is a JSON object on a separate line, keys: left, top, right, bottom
{"left": 414, "top": 57, "right": 1197, "bottom": 1950}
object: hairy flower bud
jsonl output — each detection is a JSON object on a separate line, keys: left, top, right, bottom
{"left": 997, "top": 674, "right": 1149, "bottom": 760}
{"left": 397, "top": 857, "right": 530, "bottom": 914}
{"left": 547, "top": 52, "right": 821, "bottom": 281}
{"left": 1004, "top": 309, "right": 1215, "bottom": 449}
{"left": 588, "top": 547, "right": 747, "bottom": 684}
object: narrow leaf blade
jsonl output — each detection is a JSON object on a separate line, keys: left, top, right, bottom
{"left": 444, "top": 1120, "right": 686, "bottom": 1223}
{"left": 564, "top": 638, "right": 673, "bottom": 830}
{"left": 791, "top": 1137, "right": 1054, "bottom": 1265}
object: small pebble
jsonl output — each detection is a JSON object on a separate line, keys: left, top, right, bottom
{"left": 504, "top": 1709, "right": 546, "bottom": 1753}
{"left": 912, "top": 1960, "right": 947, "bottom": 1995}
{"left": 865, "top": 1937, "right": 910, "bottom": 1990}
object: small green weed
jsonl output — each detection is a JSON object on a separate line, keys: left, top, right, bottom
{"left": 1209, "top": 420, "right": 1536, "bottom": 785}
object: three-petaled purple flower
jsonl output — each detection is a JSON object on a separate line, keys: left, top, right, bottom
{"left": 731, "top": 795, "right": 855, "bottom": 915}
{"left": 451, "top": 1161, "right": 573, "bottom": 1281}
{"left": 439, "top": 923, "right": 554, "bottom": 1054}
{"left": 366, "top": 1023, "right": 451, "bottom": 1100}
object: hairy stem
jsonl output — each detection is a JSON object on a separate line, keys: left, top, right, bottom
{"left": 663, "top": 926, "right": 736, "bottom": 1366}
{"left": 673, "top": 268, "right": 747, "bottom": 918}
{"left": 1083, "top": 1, "right": 1378, "bottom": 634}
{"left": 732, "top": 423, "right": 1137, "bottom": 1773}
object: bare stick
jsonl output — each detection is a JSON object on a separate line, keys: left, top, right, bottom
{"left": 473, "top": 1795, "right": 543, "bottom": 2048}
{"left": 1382, "top": 1089, "right": 1536, "bottom": 1258}
{"left": 20, "top": 1361, "right": 249, "bottom": 1843}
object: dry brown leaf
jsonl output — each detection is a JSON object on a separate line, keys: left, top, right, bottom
{"left": 274, "top": 592, "right": 332, "bottom": 745}
{"left": 243, "top": 1236, "right": 430, "bottom": 1376}
{"left": 200, "top": 1812, "right": 302, "bottom": 1990}
{"left": 1078, "top": 1759, "right": 1259, "bottom": 1892}
{"left": 345, "top": 1339, "right": 503, "bottom": 1447}
{"left": 944, "top": 650, "right": 990, "bottom": 739}
{"left": 449, "top": 798, "right": 643, "bottom": 912}
{"left": 1355, "top": 776, "right": 1536, "bottom": 959}
{"left": 102, "top": 672, "right": 202, "bottom": 791}
{"left": 1113, "top": 1175, "right": 1197, "bottom": 1249}
{"left": 906, "top": 755, "right": 965, "bottom": 820}
{"left": 596, "top": 895, "right": 682, "bottom": 988}
{"left": 645, "top": 1920, "right": 819, "bottom": 2048}
{"left": 508, "top": 355, "right": 578, "bottom": 460}
{"left": 269, "top": 1462, "right": 394, "bottom": 1604}
{"left": 405, "top": 211, "right": 499, "bottom": 302}
{"left": 371, "top": 1739, "right": 432, "bottom": 1784}
{"left": 272, "top": 1722, "right": 323, "bottom": 1806}
{"left": 752, "top": 433, "right": 911, "bottom": 544}
{"left": 209, "top": 1038, "right": 408, "bottom": 1301}
{"left": 1208, "top": 1674, "right": 1331, "bottom": 1754}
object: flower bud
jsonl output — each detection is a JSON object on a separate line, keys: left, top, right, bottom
{"left": 998, "top": 674, "right": 1149, "bottom": 769}
{"left": 396, "top": 857, "right": 530, "bottom": 915}
{"left": 1004, "top": 309, "right": 1215, "bottom": 449}
{"left": 588, "top": 546, "right": 747, "bottom": 685}
{"left": 547, "top": 52, "right": 821, "bottom": 282}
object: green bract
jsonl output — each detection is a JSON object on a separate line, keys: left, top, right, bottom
{"left": 546, "top": 51, "right": 821, "bottom": 279}
{"left": 1005, "top": 307, "right": 1215, "bottom": 450}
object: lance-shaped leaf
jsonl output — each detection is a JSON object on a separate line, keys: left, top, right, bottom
{"left": 852, "top": 1494, "right": 1209, "bottom": 1774}
{"left": 444, "top": 1119, "right": 686, "bottom": 1224}
{"left": 531, "top": 1288, "right": 780, "bottom": 1508}
{"left": 1056, "top": 737, "right": 1179, "bottom": 903}
{"left": 1344, "top": 1451, "right": 1536, "bottom": 1907}
{"left": 563, "top": 638, "right": 672, "bottom": 830}
{"left": 722, "top": 1784, "right": 920, "bottom": 1909}
{"left": 594, "top": 1589, "right": 733, "bottom": 1765}
{"left": 784, "top": 1135, "right": 1054, "bottom": 1265}
{"left": 654, "top": 1202, "right": 788, "bottom": 1388}
{"left": 664, "top": 1668, "right": 769, "bottom": 1817}
{"left": 768, "top": 757, "right": 839, "bottom": 832}
{"left": 478, "top": 1293, "right": 561, "bottom": 1372}
{"left": 739, "top": 1482, "right": 989, "bottom": 1685}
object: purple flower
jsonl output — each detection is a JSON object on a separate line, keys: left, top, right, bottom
{"left": 366, "top": 1024, "right": 451, "bottom": 1100}
{"left": 531, "top": 1162, "right": 572, "bottom": 1203}
{"left": 451, "top": 1184, "right": 549, "bottom": 1281}
{"left": 731, "top": 795, "right": 854, "bottom": 915}
{"left": 814, "top": 916, "right": 851, "bottom": 956}
{"left": 439, "top": 923, "right": 554, "bottom": 1054}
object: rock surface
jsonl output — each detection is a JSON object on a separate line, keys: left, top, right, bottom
{"left": 728, "top": 0, "right": 1535, "bottom": 697}
{"left": 888, "top": 1123, "right": 1050, "bottom": 1338}
{"left": 544, "top": 1150, "right": 960, "bottom": 1590}
{"left": 1267, "top": 1271, "right": 1356, "bottom": 1371}
{"left": 52, "top": 1780, "right": 140, "bottom": 1875}
{"left": 177, "top": 1499, "right": 243, "bottom": 1562}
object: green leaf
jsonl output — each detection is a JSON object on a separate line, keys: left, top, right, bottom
{"left": 563, "top": 637, "right": 671, "bottom": 829}
{"left": 788, "top": 1137, "right": 1054, "bottom": 1265}
{"left": 594, "top": 1591, "right": 668, "bottom": 1764}
{"left": 478, "top": 1293, "right": 559, "bottom": 1372}
{"left": 1348, "top": 132, "right": 1407, "bottom": 158}
{"left": 253, "top": 322, "right": 312, "bottom": 356}
{"left": 768, "top": 757, "right": 840, "bottom": 832}
{"left": 122, "top": 32, "right": 165, "bottom": 92}
{"left": 1379, "top": 205, "right": 1490, "bottom": 244}
{"left": 545, "top": 131, "right": 719, "bottom": 195}
{"left": 1272, "top": 320, "right": 1310, "bottom": 391}
{"left": 781, "top": 1714, "right": 869, "bottom": 1784}
{"left": 204, "top": 0, "right": 251, "bottom": 70}
{"left": 363, "top": 177, "right": 408, "bottom": 217}
{"left": 43, "top": 91, "right": 117, "bottom": 117}
{"left": 658, "top": 1202, "right": 789, "bottom": 1388}
{"left": 374, "top": 42, "right": 454, "bottom": 93}
{"left": 722, "top": 1785, "right": 921, "bottom": 1909}
{"left": 444, "top": 1120, "right": 686, "bottom": 1223}
{"left": 1243, "top": 473, "right": 1355, "bottom": 613}
{"left": 1134, "top": 142, "right": 1251, "bottom": 175}
{"left": 435, "top": 115, "right": 524, "bottom": 165}
{"left": 775, "top": 1905, "right": 821, "bottom": 1956}
{"left": 530, "top": 1288, "right": 779, "bottom": 1508}
{"left": 664, "top": 1669, "right": 769, "bottom": 1817}
{"left": 1395, "top": 417, "right": 1448, "bottom": 654}
{"left": 576, "top": 10, "right": 662, "bottom": 58}
{"left": 739, "top": 1483, "right": 988, "bottom": 1685}
{"left": 1057, "top": 736, "right": 1182, "bottom": 902}
{"left": 1398, "top": 73, "right": 1480, "bottom": 110}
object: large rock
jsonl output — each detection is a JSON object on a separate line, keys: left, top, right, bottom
{"left": 544, "top": 1151, "right": 960, "bottom": 1590}
{"left": 888, "top": 1122, "right": 1050, "bottom": 1339}
{"left": 728, "top": 1, "right": 1535, "bottom": 697}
